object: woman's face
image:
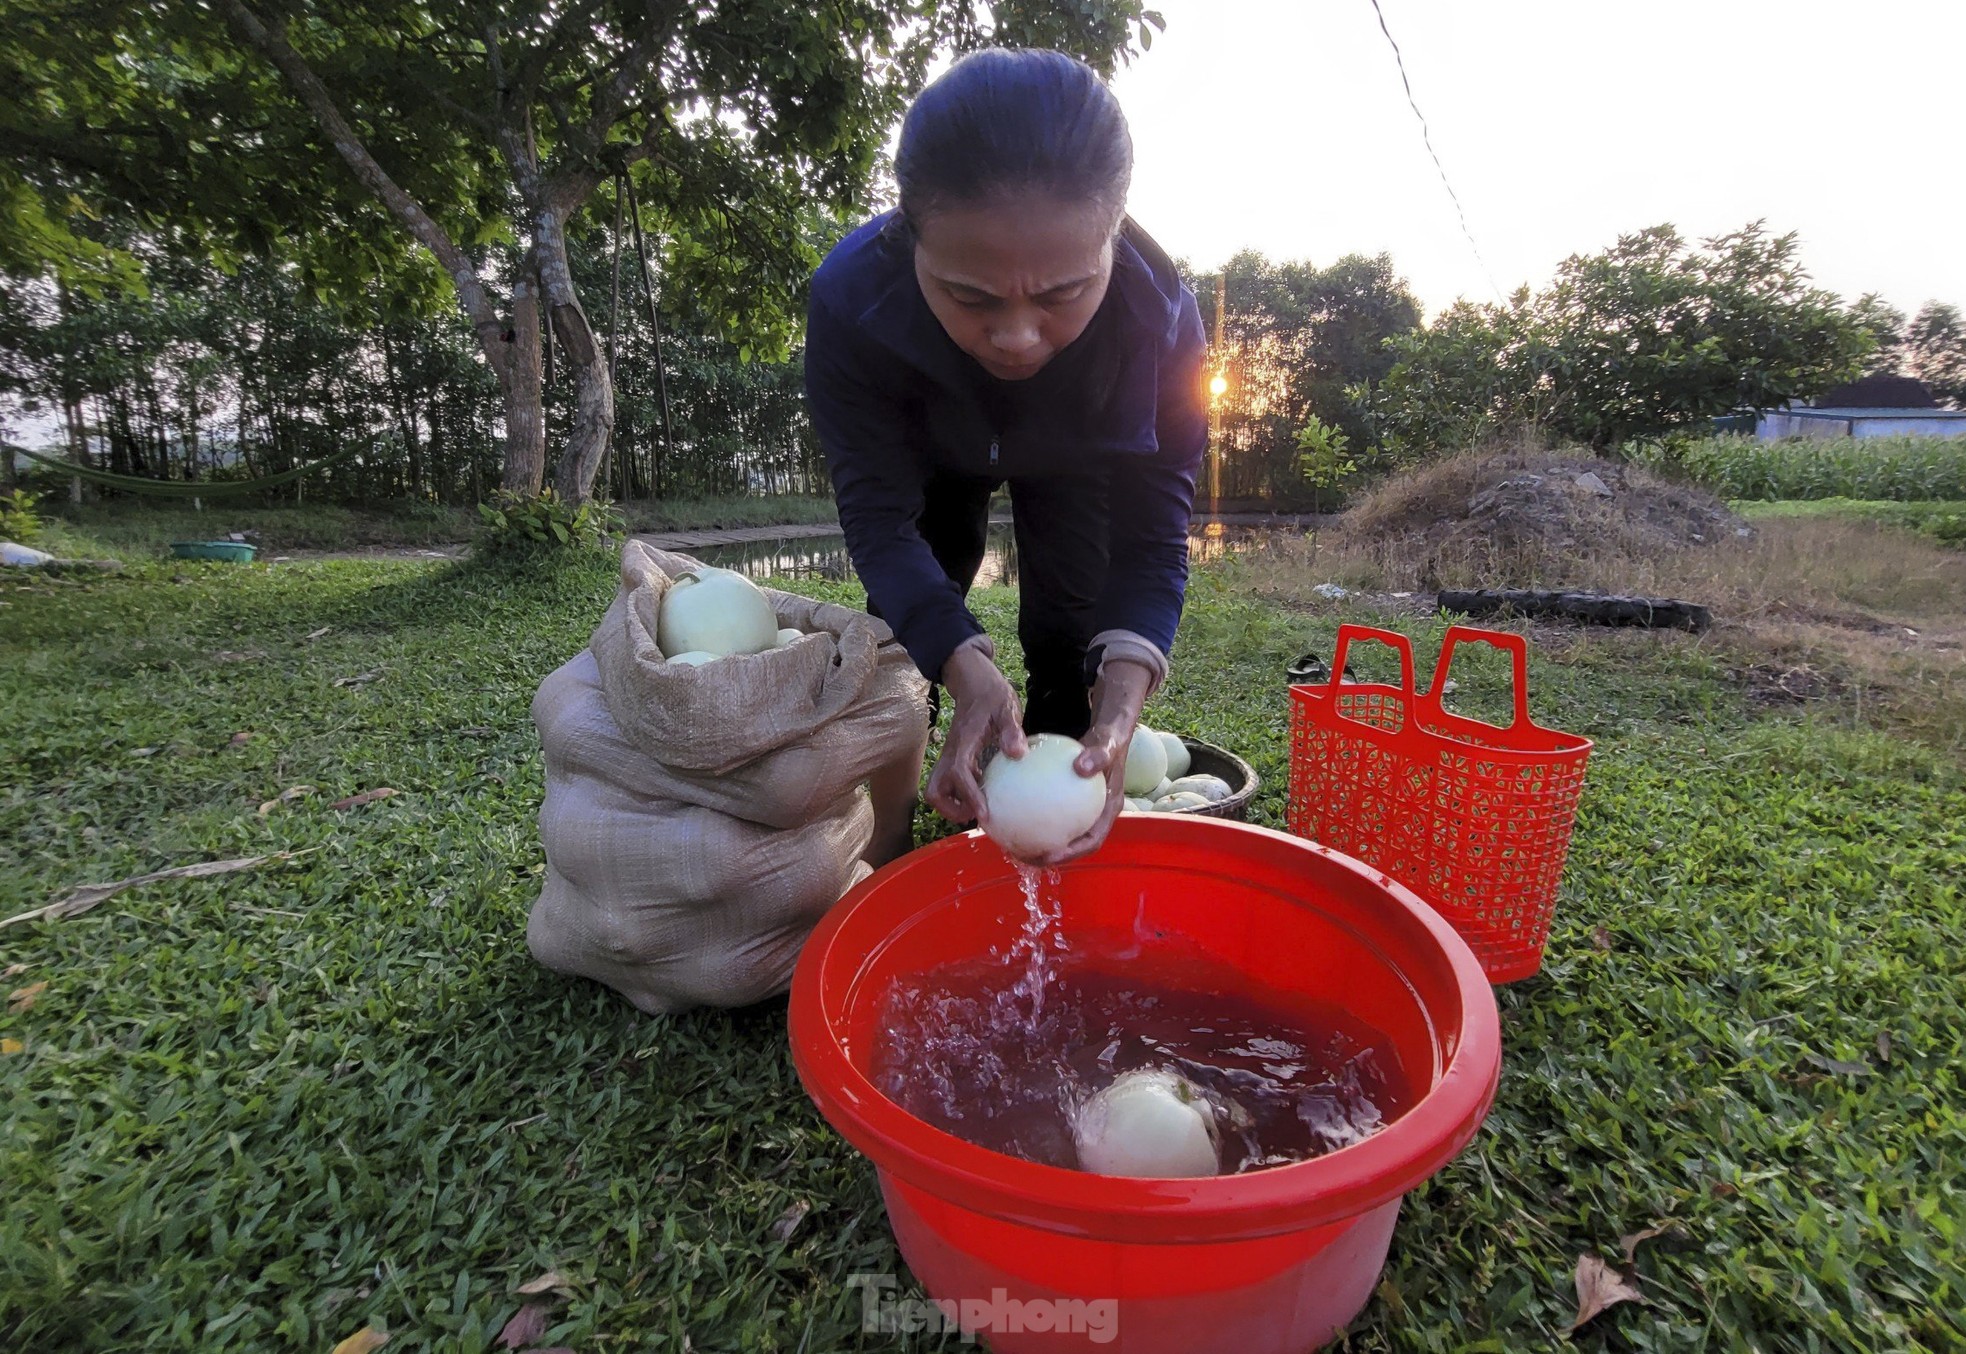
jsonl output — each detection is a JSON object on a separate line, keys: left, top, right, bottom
{"left": 912, "top": 195, "right": 1117, "bottom": 381}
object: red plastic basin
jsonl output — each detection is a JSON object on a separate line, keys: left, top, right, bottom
{"left": 789, "top": 815, "right": 1500, "bottom": 1352}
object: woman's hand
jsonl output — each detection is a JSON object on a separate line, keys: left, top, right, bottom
{"left": 925, "top": 644, "right": 1027, "bottom": 827}
{"left": 1023, "top": 659, "right": 1155, "bottom": 867}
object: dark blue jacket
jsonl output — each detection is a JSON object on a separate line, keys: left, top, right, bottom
{"left": 804, "top": 211, "right": 1208, "bottom": 684}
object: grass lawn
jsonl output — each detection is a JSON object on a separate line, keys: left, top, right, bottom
{"left": 29, "top": 495, "right": 839, "bottom": 563}
{"left": 1732, "top": 498, "right": 1966, "bottom": 548}
{"left": 2, "top": 550, "right": 1961, "bottom": 1352}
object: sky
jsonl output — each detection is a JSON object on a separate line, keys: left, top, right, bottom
{"left": 1106, "top": 0, "right": 1966, "bottom": 320}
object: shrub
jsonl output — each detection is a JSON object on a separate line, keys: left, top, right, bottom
{"left": 475, "top": 490, "right": 623, "bottom": 555}
{"left": 0, "top": 487, "right": 43, "bottom": 543}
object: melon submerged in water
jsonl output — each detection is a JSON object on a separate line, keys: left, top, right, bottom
{"left": 1072, "top": 1067, "right": 1221, "bottom": 1178}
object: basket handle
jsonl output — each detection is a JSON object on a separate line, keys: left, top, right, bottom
{"left": 1329, "top": 625, "right": 1417, "bottom": 696}
{"left": 1423, "top": 625, "right": 1532, "bottom": 730}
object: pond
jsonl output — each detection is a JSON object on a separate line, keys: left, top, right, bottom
{"left": 696, "top": 522, "right": 1307, "bottom": 586}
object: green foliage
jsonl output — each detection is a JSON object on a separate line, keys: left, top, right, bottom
{"left": 1849, "top": 292, "right": 1909, "bottom": 378}
{"left": 1380, "top": 223, "right": 1874, "bottom": 455}
{"left": 1903, "top": 302, "right": 1966, "bottom": 408}
{"left": 1845, "top": 298, "right": 1966, "bottom": 407}
{"left": 474, "top": 489, "right": 623, "bottom": 556}
{"left": 1293, "top": 416, "right": 1358, "bottom": 513}
{"left": 1179, "top": 250, "right": 1421, "bottom": 502}
{"left": 1732, "top": 497, "right": 1966, "bottom": 548}
{"left": 6, "top": 0, "right": 1159, "bottom": 502}
{"left": 2, "top": 559, "right": 1961, "bottom": 1350}
{"left": 0, "top": 486, "right": 43, "bottom": 542}
{"left": 1649, "top": 433, "right": 1966, "bottom": 502}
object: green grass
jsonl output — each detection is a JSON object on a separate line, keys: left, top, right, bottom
{"left": 29, "top": 495, "right": 838, "bottom": 562}
{"left": 2, "top": 554, "right": 1962, "bottom": 1351}
{"left": 1656, "top": 433, "right": 1966, "bottom": 502}
{"left": 618, "top": 495, "right": 838, "bottom": 534}
{"left": 1733, "top": 497, "right": 1966, "bottom": 547}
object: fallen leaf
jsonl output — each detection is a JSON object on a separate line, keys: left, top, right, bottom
{"left": 1, "top": 1038, "right": 23, "bottom": 1055}
{"left": 8, "top": 981, "right": 50, "bottom": 1012}
{"left": 1876, "top": 1031, "right": 1892, "bottom": 1064}
{"left": 333, "top": 669, "right": 383, "bottom": 688}
{"left": 258, "top": 785, "right": 316, "bottom": 816}
{"left": 1709, "top": 1180, "right": 1738, "bottom": 1199}
{"left": 0, "top": 962, "right": 26, "bottom": 979}
{"left": 1804, "top": 1053, "right": 1871, "bottom": 1078}
{"left": 2, "top": 851, "right": 313, "bottom": 929}
{"left": 131, "top": 747, "right": 159, "bottom": 758}
{"left": 330, "top": 788, "right": 399, "bottom": 811}
{"left": 305, "top": 627, "right": 332, "bottom": 641}
{"left": 1590, "top": 926, "right": 1613, "bottom": 952}
{"left": 1568, "top": 1253, "right": 1644, "bottom": 1333}
{"left": 515, "top": 1270, "right": 571, "bottom": 1296}
{"left": 497, "top": 1303, "right": 551, "bottom": 1350}
{"left": 331, "top": 1328, "right": 390, "bottom": 1354}
{"left": 1619, "top": 1222, "right": 1681, "bottom": 1264}
{"left": 769, "top": 1200, "right": 810, "bottom": 1242}
{"left": 228, "top": 731, "right": 253, "bottom": 747}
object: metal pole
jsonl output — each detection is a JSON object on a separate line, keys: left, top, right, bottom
{"left": 1211, "top": 271, "right": 1227, "bottom": 507}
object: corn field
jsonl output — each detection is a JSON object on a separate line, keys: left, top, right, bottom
{"left": 1655, "top": 434, "right": 1966, "bottom": 501}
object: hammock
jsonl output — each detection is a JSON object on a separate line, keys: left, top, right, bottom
{"left": 15, "top": 442, "right": 365, "bottom": 499}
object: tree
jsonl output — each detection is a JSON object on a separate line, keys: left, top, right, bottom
{"left": 1903, "top": 302, "right": 1966, "bottom": 409}
{"left": 1377, "top": 222, "right": 1872, "bottom": 454}
{"left": 5, "top": 0, "right": 1164, "bottom": 503}
{"left": 1849, "top": 293, "right": 1908, "bottom": 378}
{"left": 1180, "top": 250, "right": 1419, "bottom": 502}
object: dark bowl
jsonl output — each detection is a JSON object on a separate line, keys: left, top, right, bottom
{"left": 1166, "top": 738, "right": 1259, "bottom": 821}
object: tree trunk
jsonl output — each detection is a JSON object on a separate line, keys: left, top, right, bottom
{"left": 500, "top": 276, "right": 547, "bottom": 495}
{"left": 537, "top": 215, "right": 615, "bottom": 504}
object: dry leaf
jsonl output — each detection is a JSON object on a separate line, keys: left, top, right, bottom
{"left": 1619, "top": 1222, "right": 1680, "bottom": 1264}
{"left": 497, "top": 1303, "right": 551, "bottom": 1350}
{"left": 258, "top": 785, "right": 315, "bottom": 816}
{"left": 1803, "top": 1053, "right": 1871, "bottom": 1078}
{"left": 305, "top": 627, "right": 332, "bottom": 641}
{"left": 0, "top": 962, "right": 27, "bottom": 979}
{"left": 330, "top": 788, "right": 398, "bottom": 811}
{"left": 1568, "top": 1253, "right": 1644, "bottom": 1333}
{"left": 1, "top": 1037, "right": 23, "bottom": 1055}
{"left": 1590, "top": 926, "right": 1613, "bottom": 952}
{"left": 9, "top": 981, "right": 50, "bottom": 1012}
{"left": 769, "top": 1200, "right": 810, "bottom": 1242}
{"left": 515, "top": 1270, "right": 571, "bottom": 1296}
{"left": 333, "top": 669, "right": 383, "bottom": 688}
{"left": 2, "top": 851, "right": 312, "bottom": 929}
{"left": 1876, "top": 1031, "right": 1892, "bottom": 1064}
{"left": 228, "top": 731, "right": 252, "bottom": 747}
{"left": 131, "top": 747, "right": 159, "bottom": 758}
{"left": 330, "top": 1328, "right": 390, "bottom": 1354}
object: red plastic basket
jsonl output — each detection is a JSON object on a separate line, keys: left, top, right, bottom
{"left": 1288, "top": 625, "right": 1594, "bottom": 983}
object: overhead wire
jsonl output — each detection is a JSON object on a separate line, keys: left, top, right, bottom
{"left": 1365, "top": 0, "right": 1506, "bottom": 302}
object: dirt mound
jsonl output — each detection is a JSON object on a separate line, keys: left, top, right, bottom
{"left": 1342, "top": 449, "right": 1745, "bottom": 589}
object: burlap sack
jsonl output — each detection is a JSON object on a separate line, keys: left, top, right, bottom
{"left": 527, "top": 541, "right": 929, "bottom": 1014}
